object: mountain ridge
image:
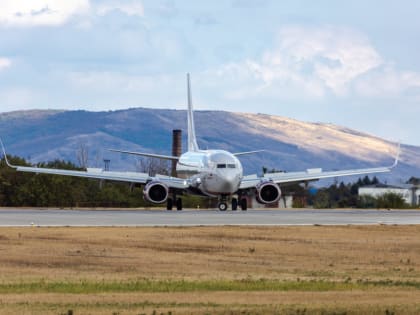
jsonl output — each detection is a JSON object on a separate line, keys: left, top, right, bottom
{"left": 0, "top": 108, "right": 418, "bottom": 185}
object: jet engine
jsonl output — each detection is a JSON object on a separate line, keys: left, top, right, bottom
{"left": 143, "top": 181, "right": 169, "bottom": 204}
{"left": 256, "top": 181, "right": 281, "bottom": 204}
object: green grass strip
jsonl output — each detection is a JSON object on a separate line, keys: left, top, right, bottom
{"left": 0, "top": 279, "right": 419, "bottom": 294}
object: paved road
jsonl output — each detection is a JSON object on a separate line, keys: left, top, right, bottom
{"left": 0, "top": 208, "right": 419, "bottom": 226}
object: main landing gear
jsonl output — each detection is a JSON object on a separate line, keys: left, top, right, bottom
{"left": 217, "top": 196, "right": 247, "bottom": 211}
{"left": 232, "top": 198, "right": 238, "bottom": 211}
{"left": 167, "top": 193, "right": 183, "bottom": 211}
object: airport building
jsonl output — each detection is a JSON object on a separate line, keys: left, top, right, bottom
{"left": 359, "top": 184, "right": 420, "bottom": 207}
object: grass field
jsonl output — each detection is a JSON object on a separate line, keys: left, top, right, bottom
{"left": 0, "top": 225, "right": 419, "bottom": 314}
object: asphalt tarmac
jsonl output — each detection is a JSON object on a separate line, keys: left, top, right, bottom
{"left": 0, "top": 208, "right": 419, "bottom": 226}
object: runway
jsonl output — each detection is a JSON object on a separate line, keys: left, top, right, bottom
{"left": 0, "top": 208, "right": 419, "bottom": 226}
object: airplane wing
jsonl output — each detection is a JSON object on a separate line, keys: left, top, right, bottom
{"left": 6, "top": 164, "right": 188, "bottom": 189}
{"left": 239, "top": 147, "right": 400, "bottom": 189}
{"left": 1, "top": 140, "right": 188, "bottom": 189}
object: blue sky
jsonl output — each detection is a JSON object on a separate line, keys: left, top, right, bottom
{"left": 1, "top": 0, "right": 420, "bottom": 145}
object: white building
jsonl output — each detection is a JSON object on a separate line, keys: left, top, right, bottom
{"left": 358, "top": 184, "right": 420, "bottom": 206}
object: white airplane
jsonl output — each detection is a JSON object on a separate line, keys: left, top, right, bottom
{"left": 1, "top": 74, "right": 399, "bottom": 211}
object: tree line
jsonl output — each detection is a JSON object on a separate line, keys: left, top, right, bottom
{"left": 304, "top": 176, "right": 410, "bottom": 209}
{"left": 0, "top": 155, "right": 209, "bottom": 208}
{"left": 0, "top": 155, "right": 413, "bottom": 208}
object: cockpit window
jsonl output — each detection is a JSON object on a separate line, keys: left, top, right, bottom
{"left": 217, "top": 164, "right": 236, "bottom": 169}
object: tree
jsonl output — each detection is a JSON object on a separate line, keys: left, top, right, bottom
{"left": 136, "top": 157, "right": 170, "bottom": 176}
{"left": 376, "top": 192, "right": 407, "bottom": 209}
{"left": 313, "top": 189, "right": 330, "bottom": 208}
{"left": 358, "top": 195, "right": 377, "bottom": 208}
{"left": 407, "top": 177, "right": 420, "bottom": 186}
{"left": 76, "top": 142, "right": 89, "bottom": 169}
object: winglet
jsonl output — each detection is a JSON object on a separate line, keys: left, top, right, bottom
{"left": 390, "top": 142, "right": 401, "bottom": 169}
{"left": 0, "top": 138, "right": 16, "bottom": 168}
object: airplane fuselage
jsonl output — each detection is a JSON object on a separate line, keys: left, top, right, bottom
{"left": 176, "top": 150, "right": 243, "bottom": 197}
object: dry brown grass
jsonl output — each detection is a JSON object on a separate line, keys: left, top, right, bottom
{"left": 0, "top": 225, "right": 419, "bottom": 314}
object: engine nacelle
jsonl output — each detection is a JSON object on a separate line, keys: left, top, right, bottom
{"left": 256, "top": 181, "right": 281, "bottom": 204}
{"left": 143, "top": 181, "right": 169, "bottom": 204}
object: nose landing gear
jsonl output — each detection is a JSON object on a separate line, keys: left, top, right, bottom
{"left": 218, "top": 202, "right": 228, "bottom": 211}
{"left": 218, "top": 195, "right": 228, "bottom": 211}
{"left": 217, "top": 196, "right": 247, "bottom": 211}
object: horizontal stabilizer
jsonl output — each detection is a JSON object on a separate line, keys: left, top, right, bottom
{"left": 233, "top": 150, "right": 265, "bottom": 156}
{"left": 109, "top": 149, "right": 180, "bottom": 161}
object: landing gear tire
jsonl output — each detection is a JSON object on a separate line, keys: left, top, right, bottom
{"left": 218, "top": 202, "right": 228, "bottom": 211}
{"left": 176, "top": 198, "right": 183, "bottom": 211}
{"left": 166, "top": 198, "right": 173, "bottom": 210}
{"left": 240, "top": 198, "right": 247, "bottom": 211}
{"left": 232, "top": 198, "right": 238, "bottom": 211}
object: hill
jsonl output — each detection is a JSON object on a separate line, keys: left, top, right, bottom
{"left": 0, "top": 108, "right": 418, "bottom": 185}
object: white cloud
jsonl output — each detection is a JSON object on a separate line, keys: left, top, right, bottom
{"left": 0, "top": 57, "right": 12, "bottom": 70}
{"left": 354, "top": 65, "right": 420, "bottom": 98}
{"left": 0, "top": 0, "right": 146, "bottom": 28}
{"left": 0, "top": 0, "right": 90, "bottom": 27}
{"left": 226, "top": 26, "right": 382, "bottom": 96}
{"left": 96, "top": 1, "right": 144, "bottom": 17}
{"left": 0, "top": 87, "right": 37, "bottom": 109}
{"left": 296, "top": 27, "right": 383, "bottom": 94}
{"left": 67, "top": 70, "right": 175, "bottom": 94}
{"left": 210, "top": 25, "right": 420, "bottom": 103}
{"left": 63, "top": 70, "right": 187, "bottom": 110}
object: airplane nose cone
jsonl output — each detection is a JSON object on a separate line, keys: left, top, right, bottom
{"left": 203, "top": 169, "right": 242, "bottom": 195}
{"left": 219, "top": 173, "right": 241, "bottom": 193}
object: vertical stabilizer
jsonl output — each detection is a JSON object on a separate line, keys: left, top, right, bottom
{"left": 187, "top": 73, "right": 199, "bottom": 152}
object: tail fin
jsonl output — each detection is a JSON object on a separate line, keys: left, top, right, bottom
{"left": 187, "top": 73, "right": 199, "bottom": 152}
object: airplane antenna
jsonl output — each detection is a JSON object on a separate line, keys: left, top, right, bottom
{"left": 187, "top": 73, "right": 199, "bottom": 152}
